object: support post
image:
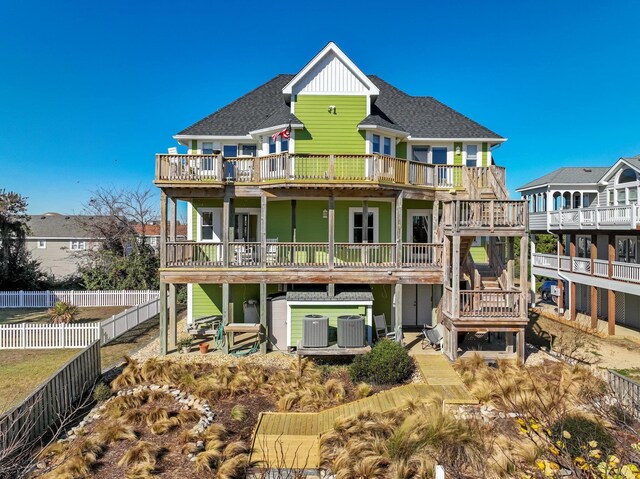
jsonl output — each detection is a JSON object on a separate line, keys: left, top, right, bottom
{"left": 222, "top": 283, "right": 230, "bottom": 354}
{"left": 530, "top": 235, "right": 536, "bottom": 307}
{"left": 223, "top": 192, "right": 230, "bottom": 268}
{"left": 517, "top": 328, "right": 525, "bottom": 363}
{"left": 432, "top": 200, "right": 439, "bottom": 241}
{"left": 519, "top": 235, "right": 529, "bottom": 320}
{"left": 394, "top": 283, "right": 402, "bottom": 331}
{"left": 507, "top": 237, "right": 515, "bottom": 289}
{"left": 608, "top": 289, "right": 616, "bottom": 336}
{"left": 590, "top": 286, "right": 598, "bottom": 330}
{"left": 570, "top": 281, "right": 577, "bottom": 321}
{"left": 260, "top": 194, "right": 267, "bottom": 268}
{"left": 328, "top": 195, "right": 335, "bottom": 269}
{"left": 260, "top": 282, "right": 267, "bottom": 354}
{"left": 395, "top": 192, "right": 403, "bottom": 267}
{"left": 169, "top": 284, "right": 177, "bottom": 351}
{"left": 159, "top": 282, "right": 168, "bottom": 356}
{"left": 452, "top": 235, "right": 461, "bottom": 318}
{"left": 590, "top": 234, "right": 597, "bottom": 277}
{"left": 557, "top": 239, "right": 564, "bottom": 312}
{"left": 608, "top": 234, "right": 615, "bottom": 279}
{"left": 160, "top": 192, "right": 167, "bottom": 268}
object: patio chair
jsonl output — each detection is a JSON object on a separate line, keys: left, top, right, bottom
{"left": 374, "top": 314, "right": 396, "bottom": 341}
{"left": 422, "top": 323, "right": 444, "bottom": 350}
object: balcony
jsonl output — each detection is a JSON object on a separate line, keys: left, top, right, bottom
{"left": 529, "top": 205, "right": 640, "bottom": 231}
{"left": 442, "top": 286, "right": 523, "bottom": 321}
{"left": 155, "top": 152, "right": 504, "bottom": 192}
{"left": 165, "top": 241, "right": 442, "bottom": 270}
{"left": 532, "top": 252, "right": 640, "bottom": 286}
{"left": 442, "top": 200, "right": 528, "bottom": 235}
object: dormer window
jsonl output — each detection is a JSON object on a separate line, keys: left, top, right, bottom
{"left": 615, "top": 167, "right": 639, "bottom": 205}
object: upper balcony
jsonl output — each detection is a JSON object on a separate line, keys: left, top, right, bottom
{"left": 154, "top": 152, "right": 506, "bottom": 195}
{"left": 529, "top": 205, "right": 640, "bottom": 231}
{"left": 442, "top": 200, "right": 528, "bottom": 236}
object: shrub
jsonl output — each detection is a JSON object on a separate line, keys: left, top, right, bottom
{"left": 92, "top": 382, "right": 111, "bottom": 403}
{"left": 48, "top": 301, "right": 79, "bottom": 324}
{"left": 230, "top": 405, "right": 248, "bottom": 422}
{"left": 551, "top": 415, "right": 614, "bottom": 457}
{"left": 349, "top": 339, "right": 414, "bottom": 385}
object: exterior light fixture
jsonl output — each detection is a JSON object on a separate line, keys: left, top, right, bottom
{"left": 328, "top": 105, "right": 336, "bottom": 114}
{"left": 455, "top": 146, "right": 461, "bottom": 155}
{"left": 322, "top": 209, "right": 328, "bottom": 219}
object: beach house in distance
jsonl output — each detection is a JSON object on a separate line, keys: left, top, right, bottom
{"left": 518, "top": 154, "right": 640, "bottom": 333}
{"left": 154, "top": 42, "right": 529, "bottom": 360}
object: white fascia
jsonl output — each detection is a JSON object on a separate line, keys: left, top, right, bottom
{"left": 174, "top": 135, "right": 253, "bottom": 142}
{"left": 358, "top": 124, "right": 410, "bottom": 138}
{"left": 599, "top": 158, "right": 640, "bottom": 184}
{"left": 406, "top": 136, "right": 508, "bottom": 143}
{"left": 248, "top": 123, "right": 304, "bottom": 137}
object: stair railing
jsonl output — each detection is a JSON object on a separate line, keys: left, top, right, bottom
{"left": 488, "top": 166, "right": 509, "bottom": 200}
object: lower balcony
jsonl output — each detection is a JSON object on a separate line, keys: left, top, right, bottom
{"left": 529, "top": 204, "right": 640, "bottom": 231}
{"left": 532, "top": 252, "right": 640, "bottom": 286}
{"left": 165, "top": 241, "right": 442, "bottom": 270}
{"left": 442, "top": 286, "right": 523, "bottom": 322}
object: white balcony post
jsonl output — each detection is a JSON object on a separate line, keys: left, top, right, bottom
{"left": 530, "top": 236, "right": 536, "bottom": 307}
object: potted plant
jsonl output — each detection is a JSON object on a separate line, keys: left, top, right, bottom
{"left": 199, "top": 341, "right": 210, "bottom": 354}
{"left": 177, "top": 336, "right": 193, "bottom": 354}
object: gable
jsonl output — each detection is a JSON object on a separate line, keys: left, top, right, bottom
{"left": 283, "top": 42, "right": 379, "bottom": 97}
{"left": 293, "top": 51, "right": 371, "bottom": 95}
{"left": 600, "top": 157, "right": 640, "bottom": 184}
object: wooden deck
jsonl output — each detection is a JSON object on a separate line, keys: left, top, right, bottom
{"left": 249, "top": 350, "right": 476, "bottom": 469}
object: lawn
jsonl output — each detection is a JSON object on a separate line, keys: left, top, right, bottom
{"left": 0, "top": 306, "right": 128, "bottom": 324}
{"left": 0, "top": 348, "right": 80, "bottom": 413}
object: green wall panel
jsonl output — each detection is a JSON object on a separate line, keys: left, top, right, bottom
{"left": 289, "top": 304, "right": 367, "bottom": 346}
{"left": 396, "top": 142, "right": 407, "bottom": 159}
{"left": 294, "top": 95, "right": 367, "bottom": 154}
{"left": 267, "top": 201, "right": 291, "bottom": 241}
{"left": 192, "top": 283, "right": 262, "bottom": 323}
{"left": 454, "top": 142, "right": 463, "bottom": 165}
{"left": 482, "top": 142, "right": 488, "bottom": 167}
{"left": 371, "top": 284, "right": 392, "bottom": 323}
{"left": 401, "top": 200, "right": 433, "bottom": 240}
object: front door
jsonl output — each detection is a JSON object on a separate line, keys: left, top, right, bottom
{"left": 406, "top": 210, "right": 432, "bottom": 265}
{"left": 616, "top": 236, "right": 637, "bottom": 263}
{"left": 401, "top": 284, "right": 432, "bottom": 327}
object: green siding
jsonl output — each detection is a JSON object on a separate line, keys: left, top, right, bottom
{"left": 294, "top": 95, "right": 367, "bottom": 154}
{"left": 290, "top": 304, "right": 367, "bottom": 346}
{"left": 192, "top": 283, "right": 264, "bottom": 323}
{"left": 469, "top": 245, "right": 488, "bottom": 264}
{"left": 191, "top": 140, "right": 197, "bottom": 153}
{"left": 371, "top": 284, "right": 392, "bottom": 323}
{"left": 267, "top": 201, "right": 292, "bottom": 241}
{"left": 454, "top": 142, "right": 463, "bottom": 165}
{"left": 482, "top": 142, "right": 488, "bottom": 167}
{"left": 396, "top": 142, "right": 407, "bottom": 160}
{"left": 296, "top": 201, "right": 329, "bottom": 242}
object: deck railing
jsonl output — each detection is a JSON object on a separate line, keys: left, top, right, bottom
{"left": 459, "top": 290, "right": 521, "bottom": 318}
{"left": 155, "top": 153, "right": 502, "bottom": 191}
{"left": 164, "top": 242, "right": 442, "bottom": 270}
{"left": 532, "top": 252, "right": 640, "bottom": 285}
{"left": 542, "top": 204, "right": 640, "bottom": 230}
{"left": 443, "top": 200, "right": 527, "bottom": 232}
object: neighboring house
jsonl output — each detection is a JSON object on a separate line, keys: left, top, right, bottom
{"left": 133, "top": 223, "right": 187, "bottom": 252}
{"left": 518, "top": 154, "right": 640, "bottom": 332}
{"left": 26, "top": 213, "right": 102, "bottom": 278}
{"left": 154, "top": 42, "right": 528, "bottom": 359}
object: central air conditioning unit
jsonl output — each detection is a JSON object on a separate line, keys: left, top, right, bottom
{"left": 337, "top": 315, "right": 365, "bottom": 348}
{"left": 302, "top": 314, "right": 329, "bottom": 348}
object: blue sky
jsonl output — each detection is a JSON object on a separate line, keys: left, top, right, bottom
{"left": 1, "top": 0, "right": 639, "bottom": 214}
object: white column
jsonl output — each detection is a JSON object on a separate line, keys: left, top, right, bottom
{"left": 530, "top": 237, "right": 536, "bottom": 307}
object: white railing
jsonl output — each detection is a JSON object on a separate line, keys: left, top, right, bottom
{"left": 0, "top": 298, "right": 160, "bottom": 349}
{"left": 0, "top": 290, "right": 159, "bottom": 308}
{"left": 537, "top": 205, "right": 639, "bottom": 230}
{"left": 100, "top": 298, "right": 160, "bottom": 345}
{"left": 532, "top": 253, "right": 640, "bottom": 284}
{"left": 0, "top": 323, "right": 100, "bottom": 349}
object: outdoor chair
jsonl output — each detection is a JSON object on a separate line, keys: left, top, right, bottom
{"left": 422, "top": 323, "right": 444, "bottom": 350}
{"left": 374, "top": 314, "right": 396, "bottom": 341}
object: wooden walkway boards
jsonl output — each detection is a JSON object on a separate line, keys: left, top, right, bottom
{"left": 250, "top": 351, "right": 477, "bottom": 469}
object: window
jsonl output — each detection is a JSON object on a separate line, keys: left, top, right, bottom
{"left": 234, "top": 213, "right": 258, "bottom": 242}
{"left": 239, "top": 144, "right": 257, "bottom": 156}
{"left": 608, "top": 190, "right": 614, "bottom": 206}
{"left": 617, "top": 237, "right": 637, "bottom": 263}
{"left": 202, "top": 142, "right": 214, "bottom": 154}
{"left": 268, "top": 137, "right": 276, "bottom": 154}
{"left": 618, "top": 189, "right": 626, "bottom": 205}
{"left": 576, "top": 236, "right": 591, "bottom": 258}
{"left": 383, "top": 137, "right": 391, "bottom": 155}
{"left": 372, "top": 134, "right": 380, "bottom": 153}
{"left": 37, "top": 240, "right": 46, "bottom": 249}
{"left": 412, "top": 146, "right": 429, "bottom": 163}
{"left": 349, "top": 208, "right": 379, "bottom": 243}
{"left": 70, "top": 241, "right": 86, "bottom": 251}
{"left": 223, "top": 145, "right": 237, "bottom": 157}
{"left": 629, "top": 188, "right": 638, "bottom": 204}
{"left": 466, "top": 145, "right": 478, "bottom": 167}
{"left": 619, "top": 168, "right": 638, "bottom": 183}
{"left": 200, "top": 211, "right": 215, "bottom": 241}
{"left": 431, "top": 147, "right": 447, "bottom": 165}
{"left": 281, "top": 138, "right": 289, "bottom": 152}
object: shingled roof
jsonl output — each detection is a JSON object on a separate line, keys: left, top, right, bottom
{"left": 177, "top": 74, "right": 503, "bottom": 140}
{"left": 27, "top": 214, "right": 102, "bottom": 238}
{"left": 517, "top": 167, "right": 609, "bottom": 191}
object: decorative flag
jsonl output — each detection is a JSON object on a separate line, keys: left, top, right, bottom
{"left": 272, "top": 123, "right": 291, "bottom": 142}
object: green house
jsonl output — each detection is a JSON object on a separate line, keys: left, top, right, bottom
{"left": 155, "top": 42, "right": 529, "bottom": 361}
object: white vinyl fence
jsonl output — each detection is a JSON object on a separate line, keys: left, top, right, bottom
{"left": 0, "top": 298, "right": 160, "bottom": 349}
{"left": 0, "top": 290, "right": 159, "bottom": 308}
{"left": 100, "top": 298, "right": 160, "bottom": 345}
